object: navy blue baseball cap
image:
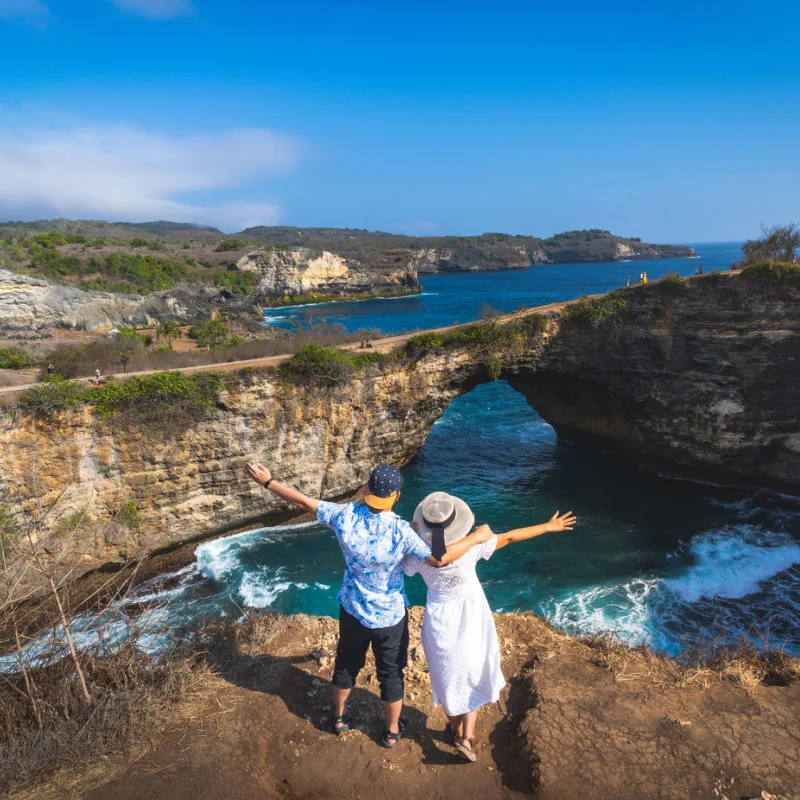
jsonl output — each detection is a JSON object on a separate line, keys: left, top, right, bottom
{"left": 365, "top": 464, "right": 402, "bottom": 509}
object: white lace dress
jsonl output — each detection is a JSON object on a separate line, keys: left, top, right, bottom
{"left": 404, "top": 536, "right": 505, "bottom": 716}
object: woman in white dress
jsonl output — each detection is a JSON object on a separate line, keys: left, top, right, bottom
{"left": 404, "top": 492, "right": 576, "bottom": 762}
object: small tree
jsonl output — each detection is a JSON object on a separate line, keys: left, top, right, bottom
{"left": 741, "top": 223, "right": 800, "bottom": 265}
{"left": 155, "top": 320, "right": 181, "bottom": 347}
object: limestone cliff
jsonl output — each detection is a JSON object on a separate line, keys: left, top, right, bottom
{"left": 236, "top": 248, "right": 420, "bottom": 301}
{"left": 0, "top": 269, "right": 231, "bottom": 334}
{"left": 1, "top": 272, "right": 797, "bottom": 586}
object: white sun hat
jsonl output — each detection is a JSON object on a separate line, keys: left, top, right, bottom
{"left": 413, "top": 491, "right": 475, "bottom": 558}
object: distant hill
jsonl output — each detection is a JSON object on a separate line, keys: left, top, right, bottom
{"left": 0, "top": 219, "right": 221, "bottom": 242}
{"left": 0, "top": 219, "right": 698, "bottom": 299}
{"left": 239, "top": 226, "right": 697, "bottom": 271}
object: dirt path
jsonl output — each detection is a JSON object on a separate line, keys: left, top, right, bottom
{"left": 0, "top": 299, "right": 574, "bottom": 402}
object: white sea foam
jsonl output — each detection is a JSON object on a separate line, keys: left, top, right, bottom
{"left": 544, "top": 578, "right": 660, "bottom": 646}
{"left": 664, "top": 527, "right": 800, "bottom": 603}
{"left": 238, "top": 569, "right": 301, "bottom": 608}
{"left": 195, "top": 521, "right": 320, "bottom": 582}
{"left": 543, "top": 526, "right": 800, "bottom": 655}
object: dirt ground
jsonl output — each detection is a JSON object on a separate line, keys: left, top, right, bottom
{"left": 17, "top": 608, "right": 796, "bottom": 800}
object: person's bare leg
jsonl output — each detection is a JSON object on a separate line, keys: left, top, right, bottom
{"left": 447, "top": 713, "right": 464, "bottom": 740}
{"left": 333, "top": 687, "right": 351, "bottom": 718}
{"left": 383, "top": 699, "right": 403, "bottom": 733}
{"left": 461, "top": 709, "right": 478, "bottom": 743}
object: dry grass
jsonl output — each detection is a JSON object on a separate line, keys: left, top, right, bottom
{"left": 580, "top": 632, "right": 800, "bottom": 694}
{"left": 42, "top": 325, "right": 384, "bottom": 380}
{"left": 0, "top": 631, "right": 217, "bottom": 797}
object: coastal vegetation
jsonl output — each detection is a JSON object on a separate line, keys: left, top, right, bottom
{"left": 277, "top": 314, "right": 550, "bottom": 388}
{"left": 561, "top": 291, "right": 630, "bottom": 327}
{"left": 0, "top": 346, "right": 39, "bottom": 369}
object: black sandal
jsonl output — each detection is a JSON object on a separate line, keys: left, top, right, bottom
{"left": 333, "top": 704, "right": 352, "bottom": 735}
{"left": 381, "top": 714, "right": 408, "bottom": 749}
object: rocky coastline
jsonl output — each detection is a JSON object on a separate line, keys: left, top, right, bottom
{"left": 1, "top": 271, "right": 797, "bottom": 592}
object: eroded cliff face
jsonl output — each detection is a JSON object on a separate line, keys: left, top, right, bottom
{"left": 1, "top": 273, "right": 797, "bottom": 586}
{"left": 510, "top": 275, "right": 800, "bottom": 489}
{"left": 236, "top": 248, "right": 420, "bottom": 300}
{"left": 0, "top": 270, "right": 196, "bottom": 333}
{"left": 0, "top": 349, "right": 485, "bottom": 577}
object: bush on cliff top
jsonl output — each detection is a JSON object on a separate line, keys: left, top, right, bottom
{"left": 18, "top": 372, "right": 223, "bottom": 424}
{"left": 89, "top": 372, "right": 222, "bottom": 418}
{"left": 741, "top": 261, "right": 800, "bottom": 285}
{"left": 19, "top": 376, "right": 85, "bottom": 418}
{"left": 277, "top": 344, "right": 377, "bottom": 388}
{"left": 561, "top": 291, "right": 630, "bottom": 327}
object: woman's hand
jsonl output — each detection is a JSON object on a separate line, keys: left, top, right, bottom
{"left": 545, "top": 511, "right": 577, "bottom": 533}
{"left": 472, "top": 523, "right": 494, "bottom": 543}
{"left": 246, "top": 462, "right": 272, "bottom": 486}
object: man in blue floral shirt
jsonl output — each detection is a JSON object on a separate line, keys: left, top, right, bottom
{"left": 246, "top": 461, "right": 491, "bottom": 748}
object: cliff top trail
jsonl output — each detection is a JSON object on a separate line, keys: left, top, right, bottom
{"left": 0, "top": 296, "right": 581, "bottom": 401}
{"left": 52, "top": 609, "right": 799, "bottom": 800}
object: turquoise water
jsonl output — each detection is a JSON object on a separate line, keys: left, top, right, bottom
{"left": 263, "top": 242, "right": 739, "bottom": 333}
{"left": 6, "top": 241, "right": 800, "bottom": 670}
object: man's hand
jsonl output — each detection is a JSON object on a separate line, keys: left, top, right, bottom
{"left": 247, "top": 462, "right": 272, "bottom": 486}
{"left": 472, "top": 523, "right": 494, "bottom": 543}
{"left": 545, "top": 511, "right": 577, "bottom": 533}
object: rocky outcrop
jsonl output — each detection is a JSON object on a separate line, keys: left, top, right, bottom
{"left": 514, "top": 274, "right": 800, "bottom": 489}
{"left": 236, "top": 248, "right": 420, "bottom": 301}
{"left": 1, "top": 272, "right": 797, "bottom": 585}
{"left": 0, "top": 246, "right": 420, "bottom": 333}
{"left": 0, "top": 269, "right": 227, "bottom": 334}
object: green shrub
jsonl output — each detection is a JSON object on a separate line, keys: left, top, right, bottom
{"left": 189, "top": 318, "right": 229, "bottom": 348}
{"left": 19, "top": 376, "right": 85, "bottom": 418}
{"left": 56, "top": 511, "right": 92, "bottom": 535}
{"left": 212, "top": 270, "right": 256, "bottom": 295}
{"left": 403, "top": 332, "right": 444, "bottom": 360}
{"left": 0, "top": 346, "right": 38, "bottom": 369}
{"left": 278, "top": 344, "right": 359, "bottom": 387}
{"left": 561, "top": 291, "right": 630, "bottom": 327}
{"left": 129, "top": 237, "right": 148, "bottom": 247}
{"left": 215, "top": 238, "right": 249, "bottom": 252}
{"left": 487, "top": 357, "right": 502, "bottom": 381}
{"left": 742, "top": 261, "right": 800, "bottom": 285}
{"left": 657, "top": 272, "right": 687, "bottom": 294}
{"left": 89, "top": 372, "right": 222, "bottom": 418}
{"left": 117, "top": 501, "right": 142, "bottom": 528}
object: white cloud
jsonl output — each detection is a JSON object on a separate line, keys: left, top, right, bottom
{"left": 108, "top": 0, "right": 195, "bottom": 20}
{"left": 0, "top": 0, "right": 49, "bottom": 23}
{"left": 0, "top": 122, "right": 303, "bottom": 231}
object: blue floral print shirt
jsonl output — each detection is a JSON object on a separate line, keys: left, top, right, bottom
{"left": 317, "top": 500, "right": 432, "bottom": 629}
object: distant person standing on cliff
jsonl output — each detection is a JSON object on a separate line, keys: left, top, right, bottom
{"left": 625, "top": 275, "right": 631, "bottom": 287}
{"left": 245, "top": 462, "right": 492, "bottom": 749}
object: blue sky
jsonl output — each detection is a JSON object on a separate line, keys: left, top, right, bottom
{"left": 1, "top": 0, "right": 798, "bottom": 241}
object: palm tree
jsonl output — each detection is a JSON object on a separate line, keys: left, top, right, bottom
{"left": 155, "top": 321, "right": 182, "bottom": 347}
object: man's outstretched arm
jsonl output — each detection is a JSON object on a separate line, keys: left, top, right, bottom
{"left": 246, "top": 463, "right": 319, "bottom": 513}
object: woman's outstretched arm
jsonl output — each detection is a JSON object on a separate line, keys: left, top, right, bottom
{"left": 495, "top": 511, "right": 576, "bottom": 550}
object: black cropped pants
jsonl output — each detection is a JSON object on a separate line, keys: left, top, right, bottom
{"left": 332, "top": 605, "right": 409, "bottom": 703}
